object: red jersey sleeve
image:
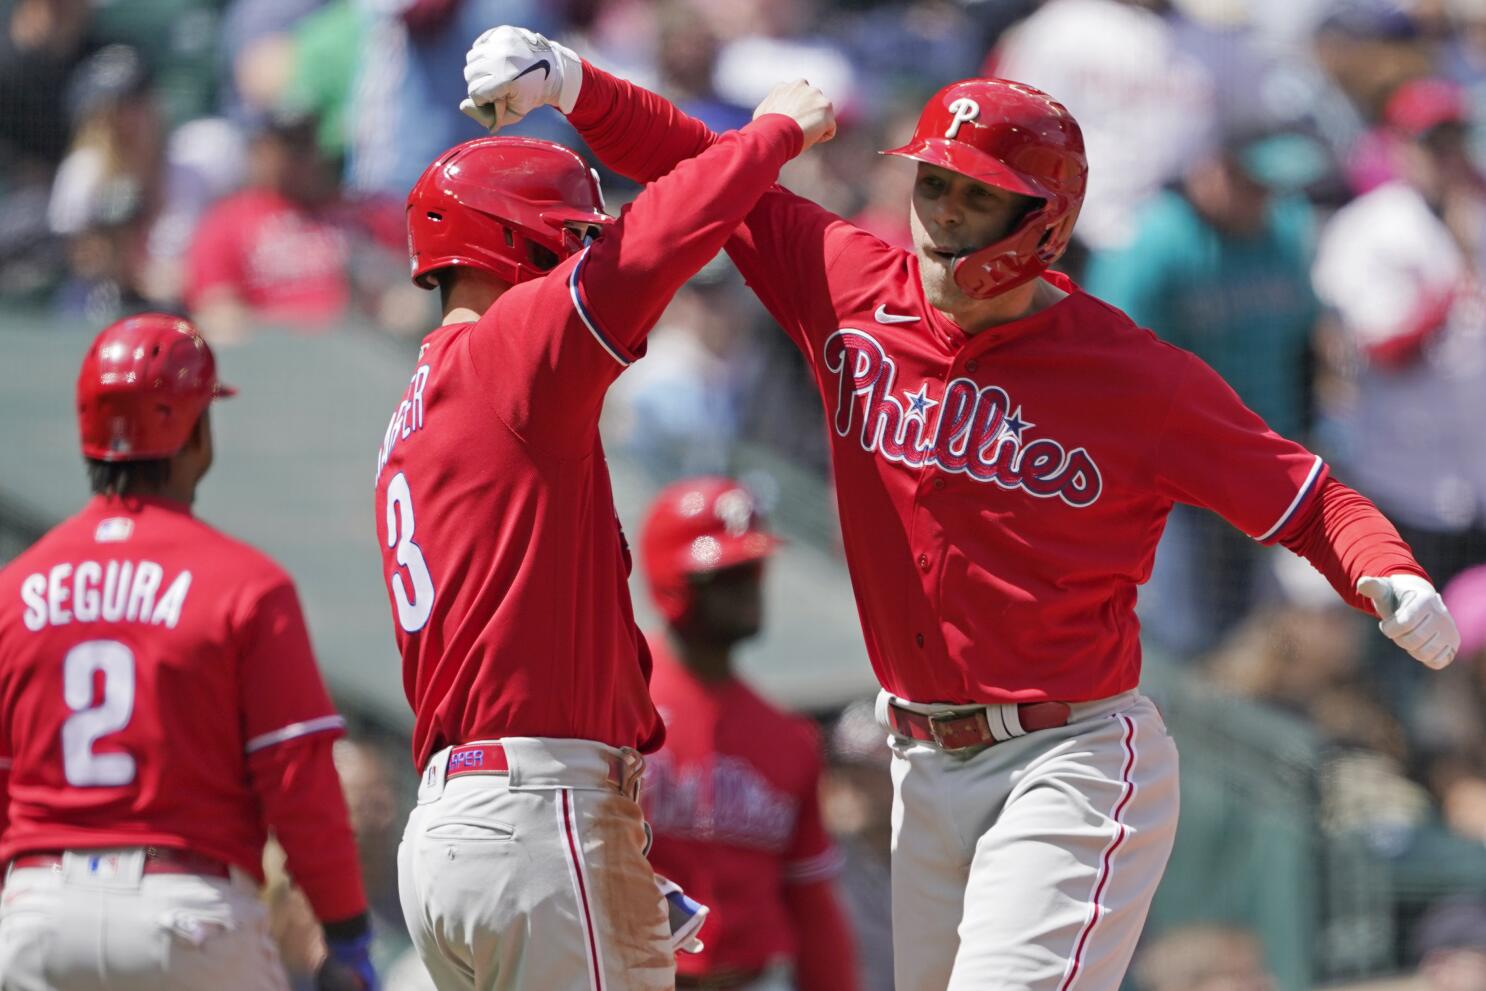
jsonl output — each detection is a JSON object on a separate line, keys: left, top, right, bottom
{"left": 1278, "top": 475, "right": 1430, "bottom": 614}
{"left": 780, "top": 725, "right": 843, "bottom": 886}
{"left": 236, "top": 577, "right": 344, "bottom": 749}
{"left": 465, "top": 114, "right": 803, "bottom": 451}
{"left": 247, "top": 735, "right": 367, "bottom": 923}
{"left": 783, "top": 880, "right": 861, "bottom": 991}
{"left": 0, "top": 738, "right": 10, "bottom": 841}
{"left": 183, "top": 201, "right": 244, "bottom": 309}
{"left": 1151, "top": 351, "right": 1327, "bottom": 542}
{"left": 236, "top": 576, "right": 364, "bottom": 922}
{"left": 569, "top": 63, "right": 877, "bottom": 361}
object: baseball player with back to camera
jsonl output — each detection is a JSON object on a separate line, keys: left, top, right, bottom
{"left": 0, "top": 314, "right": 375, "bottom": 991}
{"left": 373, "top": 83, "right": 835, "bottom": 991}
{"left": 461, "top": 28, "right": 1465, "bottom": 991}
{"left": 638, "top": 477, "right": 859, "bottom": 991}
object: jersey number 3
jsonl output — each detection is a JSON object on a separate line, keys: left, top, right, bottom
{"left": 385, "top": 471, "right": 435, "bottom": 633}
{"left": 62, "top": 640, "right": 136, "bottom": 787}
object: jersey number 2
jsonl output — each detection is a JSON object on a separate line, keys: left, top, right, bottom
{"left": 61, "top": 640, "right": 136, "bottom": 787}
{"left": 385, "top": 471, "right": 435, "bottom": 633}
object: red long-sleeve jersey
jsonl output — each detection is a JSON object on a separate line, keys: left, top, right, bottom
{"left": 373, "top": 115, "right": 805, "bottom": 768}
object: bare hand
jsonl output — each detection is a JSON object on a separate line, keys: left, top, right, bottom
{"left": 753, "top": 80, "right": 836, "bottom": 151}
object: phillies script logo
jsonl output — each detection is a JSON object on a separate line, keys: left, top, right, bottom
{"left": 824, "top": 329, "right": 1103, "bottom": 508}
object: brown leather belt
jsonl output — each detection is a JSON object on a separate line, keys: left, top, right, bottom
{"left": 887, "top": 700, "right": 1072, "bottom": 752}
{"left": 9, "top": 846, "right": 231, "bottom": 879}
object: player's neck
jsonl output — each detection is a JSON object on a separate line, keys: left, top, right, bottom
{"left": 669, "top": 631, "right": 734, "bottom": 683}
{"left": 440, "top": 271, "right": 512, "bottom": 326}
{"left": 102, "top": 480, "right": 195, "bottom": 508}
{"left": 947, "top": 277, "right": 1065, "bottom": 336}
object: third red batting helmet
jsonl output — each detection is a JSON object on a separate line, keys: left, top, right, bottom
{"left": 885, "top": 78, "right": 1087, "bottom": 298}
{"left": 406, "top": 136, "right": 613, "bottom": 290}
{"left": 76, "top": 313, "right": 235, "bottom": 461}
{"left": 640, "top": 477, "right": 781, "bottom": 623}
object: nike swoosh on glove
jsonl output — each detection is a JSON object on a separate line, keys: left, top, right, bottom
{"left": 1357, "top": 574, "right": 1460, "bottom": 670}
{"left": 461, "top": 25, "right": 583, "bottom": 132}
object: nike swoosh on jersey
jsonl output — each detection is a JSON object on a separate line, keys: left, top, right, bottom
{"left": 874, "top": 304, "right": 921, "bottom": 324}
{"left": 514, "top": 59, "right": 551, "bottom": 81}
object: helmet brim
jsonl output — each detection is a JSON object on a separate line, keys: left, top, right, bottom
{"left": 882, "top": 139, "right": 1048, "bottom": 200}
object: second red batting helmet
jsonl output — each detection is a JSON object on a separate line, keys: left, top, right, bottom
{"left": 76, "top": 313, "right": 236, "bottom": 461}
{"left": 885, "top": 78, "right": 1087, "bottom": 298}
{"left": 640, "top": 477, "right": 781, "bottom": 623}
{"left": 406, "top": 136, "right": 613, "bottom": 290}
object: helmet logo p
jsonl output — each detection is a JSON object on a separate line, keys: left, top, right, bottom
{"left": 945, "top": 98, "right": 980, "bottom": 139}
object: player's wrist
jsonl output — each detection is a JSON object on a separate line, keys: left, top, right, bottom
{"left": 322, "top": 911, "right": 370, "bottom": 942}
{"left": 552, "top": 38, "right": 583, "bottom": 114}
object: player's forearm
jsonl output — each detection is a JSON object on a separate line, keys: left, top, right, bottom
{"left": 579, "top": 115, "right": 802, "bottom": 345}
{"left": 1278, "top": 475, "right": 1430, "bottom": 614}
{"left": 247, "top": 735, "right": 368, "bottom": 923}
{"left": 566, "top": 60, "right": 717, "bottom": 184}
{"left": 783, "top": 879, "right": 861, "bottom": 991}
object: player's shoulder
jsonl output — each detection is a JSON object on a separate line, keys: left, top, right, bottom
{"left": 1067, "top": 285, "right": 1199, "bottom": 372}
{"left": 180, "top": 516, "right": 296, "bottom": 590}
{"left": 824, "top": 226, "right": 914, "bottom": 312}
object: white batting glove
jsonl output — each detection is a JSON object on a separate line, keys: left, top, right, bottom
{"left": 1357, "top": 574, "right": 1460, "bottom": 670}
{"left": 460, "top": 26, "right": 583, "bottom": 133}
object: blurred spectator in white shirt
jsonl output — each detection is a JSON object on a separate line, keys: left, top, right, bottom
{"left": 1312, "top": 77, "right": 1486, "bottom": 590}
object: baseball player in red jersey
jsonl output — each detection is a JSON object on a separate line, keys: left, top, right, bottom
{"left": 638, "top": 477, "right": 858, "bottom": 991}
{"left": 0, "top": 314, "right": 374, "bottom": 991}
{"left": 462, "top": 29, "right": 1465, "bottom": 991}
{"left": 375, "top": 86, "right": 835, "bottom": 991}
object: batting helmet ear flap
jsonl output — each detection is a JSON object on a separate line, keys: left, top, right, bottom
{"left": 885, "top": 78, "right": 1087, "bottom": 298}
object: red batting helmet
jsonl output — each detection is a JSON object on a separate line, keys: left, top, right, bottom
{"left": 406, "top": 136, "right": 613, "bottom": 290}
{"left": 640, "top": 477, "right": 782, "bottom": 623}
{"left": 76, "top": 313, "right": 236, "bottom": 461}
{"left": 885, "top": 78, "right": 1087, "bottom": 298}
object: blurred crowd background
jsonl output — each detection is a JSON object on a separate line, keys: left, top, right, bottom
{"left": 6, "top": 0, "right": 1486, "bottom": 988}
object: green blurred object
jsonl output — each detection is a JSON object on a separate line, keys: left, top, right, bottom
{"left": 90, "top": 0, "right": 222, "bottom": 128}
{"left": 282, "top": 0, "right": 363, "bottom": 158}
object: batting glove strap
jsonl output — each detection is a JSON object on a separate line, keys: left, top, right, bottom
{"left": 1357, "top": 573, "right": 1460, "bottom": 670}
{"left": 321, "top": 930, "right": 378, "bottom": 991}
{"left": 462, "top": 25, "right": 583, "bottom": 133}
{"left": 656, "top": 874, "right": 709, "bottom": 954}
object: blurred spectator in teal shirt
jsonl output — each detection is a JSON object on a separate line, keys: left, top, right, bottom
{"left": 1086, "top": 129, "right": 1329, "bottom": 657}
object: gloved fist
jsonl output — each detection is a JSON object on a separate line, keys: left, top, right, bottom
{"left": 1358, "top": 574, "right": 1460, "bottom": 670}
{"left": 317, "top": 930, "right": 378, "bottom": 991}
{"left": 461, "top": 25, "right": 583, "bottom": 133}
